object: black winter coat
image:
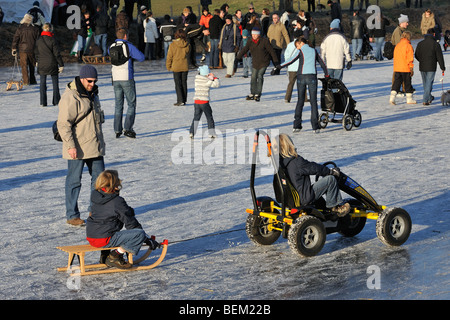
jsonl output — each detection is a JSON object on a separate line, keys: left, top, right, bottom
{"left": 36, "top": 34, "right": 64, "bottom": 76}
{"left": 281, "top": 155, "right": 331, "bottom": 206}
{"left": 209, "top": 15, "right": 224, "bottom": 39}
{"left": 93, "top": 11, "right": 110, "bottom": 35}
{"left": 86, "top": 190, "right": 143, "bottom": 239}
{"left": 350, "top": 15, "right": 367, "bottom": 39}
{"left": 415, "top": 34, "right": 446, "bottom": 72}
{"left": 236, "top": 37, "right": 278, "bottom": 69}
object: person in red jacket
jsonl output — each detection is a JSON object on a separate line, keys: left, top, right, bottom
{"left": 390, "top": 31, "right": 416, "bottom": 105}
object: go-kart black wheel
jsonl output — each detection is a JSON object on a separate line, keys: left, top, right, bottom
{"left": 376, "top": 208, "right": 411, "bottom": 246}
{"left": 338, "top": 199, "right": 366, "bottom": 237}
{"left": 288, "top": 215, "right": 326, "bottom": 257}
{"left": 342, "top": 114, "right": 354, "bottom": 131}
{"left": 319, "top": 113, "right": 328, "bottom": 129}
{"left": 353, "top": 110, "right": 362, "bottom": 127}
{"left": 246, "top": 214, "right": 281, "bottom": 246}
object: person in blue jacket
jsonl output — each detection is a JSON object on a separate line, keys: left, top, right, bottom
{"left": 109, "top": 28, "right": 145, "bottom": 139}
{"left": 86, "top": 170, "right": 160, "bottom": 269}
{"left": 273, "top": 37, "right": 328, "bottom": 133}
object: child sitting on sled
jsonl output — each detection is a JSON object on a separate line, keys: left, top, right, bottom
{"left": 86, "top": 170, "right": 159, "bottom": 269}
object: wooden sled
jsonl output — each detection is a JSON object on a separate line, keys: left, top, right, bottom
{"left": 82, "top": 56, "right": 111, "bottom": 64}
{"left": 56, "top": 239, "right": 168, "bottom": 276}
{"left": 6, "top": 80, "right": 23, "bottom": 91}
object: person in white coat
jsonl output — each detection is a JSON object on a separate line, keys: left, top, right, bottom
{"left": 143, "top": 11, "right": 159, "bottom": 60}
{"left": 320, "top": 19, "right": 352, "bottom": 81}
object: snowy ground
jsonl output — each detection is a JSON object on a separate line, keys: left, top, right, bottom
{"left": 0, "top": 40, "right": 449, "bottom": 302}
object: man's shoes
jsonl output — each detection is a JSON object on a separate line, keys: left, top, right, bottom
{"left": 67, "top": 217, "right": 85, "bottom": 226}
{"left": 174, "top": 102, "right": 185, "bottom": 106}
{"left": 332, "top": 203, "right": 351, "bottom": 217}
{"left": 115, "top": 132, "right": 122, "bottom": 138}
{"left": 254, "top": 95, "right": 260, "bottom": 102}
{"left": 123, "top": 130, "right": 136, "bottom": 138}
{"left": 314, "top": 129, "right": 321, "bottom": 134}
{"left": 246, "top": 95, "right": 254, "bottom": 100}
{"left": 293, "top": 128, "right": 301, "bottom": 133}
{"left": 105, "top": 250, "right": 132, "bottom": 269}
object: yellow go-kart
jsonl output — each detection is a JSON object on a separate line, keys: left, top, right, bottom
{"left": 245, "top": 130, "right": 412, "bottom": 257}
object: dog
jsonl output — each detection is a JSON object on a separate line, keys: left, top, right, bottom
{"left": 441, "top": 89, "right": 450, "bottom": 106}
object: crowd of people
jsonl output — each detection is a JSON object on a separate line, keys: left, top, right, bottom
{"left": 5, "top": 1, "right": 448, "bottom": 268}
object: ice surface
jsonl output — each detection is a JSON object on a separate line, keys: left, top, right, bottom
{"left": 0, "top": 40, "right": 449, "bottom": 300}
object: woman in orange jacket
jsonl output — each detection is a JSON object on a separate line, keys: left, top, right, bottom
{"left": 390, "top": 31, "right": 416, "bottom": 104}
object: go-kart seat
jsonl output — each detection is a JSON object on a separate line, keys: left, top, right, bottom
{"left": 273, "top": 167, "right": 301, "bottom": 209}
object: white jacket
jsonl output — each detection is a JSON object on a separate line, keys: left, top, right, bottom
{"left": 143, "top": 17, "right": 158, "bottom": 43}
{"left": 320, "top": 30, "right": 351, "bottom": 69}
{"left": 193, "top": 75, "right": 220, "bottom": 102}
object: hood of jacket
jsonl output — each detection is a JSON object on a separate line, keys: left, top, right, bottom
{"left": 91, "top": 189, "right": 119, "bottom": 206}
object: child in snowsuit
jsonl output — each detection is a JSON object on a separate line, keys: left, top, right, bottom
{"left": 86, "top": 170, "right": 159, "bottom": 269}
{"left": 190, "top": 65, "right": 220, "bottom": 138}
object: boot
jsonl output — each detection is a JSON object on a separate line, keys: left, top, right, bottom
{"left": 389, "top": 91, "right": 397, "bottom": 105}
{"left": 406, "top": 93, "right": 416, "bottom": 104}
{"left": 332, "top": 203, "right": 351, "bottom": 217}
{"left": 105, "top": 250, "right": 132, "bottom": 269}
{"left": 77, "top": 51, "right": 83, "bottom": 63}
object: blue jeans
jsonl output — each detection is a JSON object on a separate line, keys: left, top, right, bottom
{"left": 190, "top": 102, "right": 215, "bottom": 135}
{"left": 420, "top": 71, "right": 436, "bottom": 103}
{"left": 164, "top": 41, "right": 171, "bottom": 58}
{"left": 39, "top": 74, "right": 60, "bottom": 106}
{"left": 77, "top": 35, "right": 86, "bottom": 53}
{"left": 105, "top": 229, "right": 147, "bottom": 255}
{"left": 294, "top": 74, "right": 319, "bottom": 130}
{"left": 329, "top": 69, "right": 343, "bottom": 81}
{"left": 209, "top": 38, "right": 220, "bottom": 68}
{"left": 113, "top": 80, "right": 137, "bottom": 133}
{"left": 351, "top": 38, "right": 363, "bottom": 59}
{"left": 374, "top": 37, "right": 384, "bottom": 61}
{"left": 65, "top": 157, "right": 105, "bottom": 220}
{"left": 312, "top": 175, "right": 343, "bottom": 208}
{"left": 94, "top": 33, "right": 107, "bottom": 56}
{"left": 242, "top": 56, "right": 252, "bottom": 77}
{"left": 250, "top": 67, "right": 267, "bottom": 96}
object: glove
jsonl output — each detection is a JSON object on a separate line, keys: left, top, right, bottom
{"left": 346, "top": 61, "right": 352, "bottom": 70}
{"left": 270, "top": 65, "right": 281, "bottom": 75}
{"left": 330, "top": 167, "right": 341, "bottom": 177}
{"left": 442, "top": 70, "right": 445, "bottom": 76}
{"left": 325, "top": 74, "right": 330, "bottom": 78}
{"left": 11, "top": 49, "right": 17, "bottom": 57}
{"left": 144, "top": 235, "right": 161, "bottom": 250}
{"left": 410, "top": 67, "right": 414, "bottom": 77}
{"left": 58, "top": 67, "right": 64, "bottom": 74}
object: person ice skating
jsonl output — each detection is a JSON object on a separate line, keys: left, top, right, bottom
{"left": 275, "top": 134, "right": 350, "bottom": 216}
{"left": 57, "top": 65, "right": 106, "bottom": 226}
{"left": 109, "top": 28, "right": 145, "bottom": 139}
{"left": 86, "top": 170, "right": 160, "bottom": 269}
{"left": 236, "top": 27, "right": 279, "bottom": 102}
{"left": 35, "top": 23, "right": 64, "bottom": 107}
{"left": 414, "top": 28, "right": 445, "bottom": 105}
{"left": 276, "top": 38, "right": 328, "bottom": 133}
{"left": 11, "top": 13, "right": 40, "bottom": 85}
{"left": 190, "top": 65, "right": 220, "bottom": 139}
{"left": 390, "top": 31, "right": 416, "bottom": 105}
{"left": 166, "top": 29, "right": 190, "bottom": 106}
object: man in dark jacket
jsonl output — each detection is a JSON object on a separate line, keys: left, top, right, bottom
{"left": 415, "top": 28, "right": 446, "bottom": 105}
{"left": 36, "top": 23, "right": 64, "bottom": 107}
{"left": 93, "top": 4, "right": 111, "bottom": 56}
{"left": 11, "top": 13, "right": 40, "bottom": 85}
{"left": 350, "top": 11, "right": 367, "bottom": 60}
{"left": 237, "top": 27, "right": 278, "bottom": 101}
{"left": 208, "top": 9, "right": 224, "bottom": 68}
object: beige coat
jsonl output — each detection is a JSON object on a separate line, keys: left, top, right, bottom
{"left": 267, "top": 21, "right": 290, "bottom": 50}
{"left": 420, "top": 12, "right": 435, "bottom": 35}
{"left": 166, "top": 38, "right": 190, "bottom": 72}
{"left": 57, "top": 79, "right": 105, "bottom": 160}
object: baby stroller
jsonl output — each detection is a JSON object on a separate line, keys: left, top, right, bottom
{"left": 444, "top": 30, "right": 450, "bottom": 51}
{"left": 318, "top": 77, "right": 361, "bottom": 131}
{"left": 359, "top": 34, "right": 374, "bottom": 60}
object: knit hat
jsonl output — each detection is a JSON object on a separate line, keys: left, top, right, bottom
{"left": 33, "top": 1, "right": 40, "bottom": 6}
{"left": 330, "top": 19, "right": 340, "bottom": 29}
{"left": 398, "top": 14, "right": 409, "bottom": 24}
{"left": 251, "top": 27, "right": 261, "bottom": 35}
{"left": 198, "top": 65, "right": 210, "bottom": 76}
{"left": 79, "top": 65, "right": 98, "bottom": 79}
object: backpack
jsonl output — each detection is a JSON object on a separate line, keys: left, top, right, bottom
{"left": 109, "top": 41, "right": 130, "bottom": 66}
{"left": 383, "top": 41, "right": 395, "bottom": 60}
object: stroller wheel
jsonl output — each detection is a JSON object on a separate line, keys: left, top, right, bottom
{"left": 342, "top": 114, "right": 354, "bottom": 131}
{"left": 318, "top": 113, "right": 328, "bottom": 129}
{"left": 353, "top": 111, "right": 362, "bottom": 127}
